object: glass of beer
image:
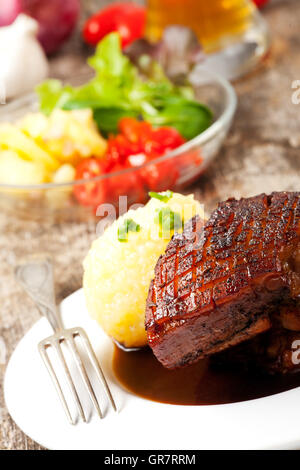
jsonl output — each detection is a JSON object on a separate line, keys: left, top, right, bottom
{"left": 146, "top": 0, "right": 270, "bottom": 79}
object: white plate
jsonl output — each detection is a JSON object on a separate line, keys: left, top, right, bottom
{"left": 4, "top": 289, "right": 300, "bottom": 450}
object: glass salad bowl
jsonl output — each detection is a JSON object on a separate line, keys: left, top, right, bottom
{"left": 0, "top": 67, "right": 236, "bottom": 222}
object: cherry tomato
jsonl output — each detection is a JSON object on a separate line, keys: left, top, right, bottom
{"left": 252, "top": 0, "right": 269, "bottom": 7}
{"left": 106, "top": 133, "right": 139, "bottom": 168}
{"left": 150, "top": 127, "right": 186, "bottom": 154}
{"left": 109, "top": 163, "right": 145, "bottom": 204}
{"left": 82, "top": 3, "right": 146, "bottom": 48}
{"left": 140, "top": 156, "right": 179, "bottom": 193}
{"left": 74, "top": 119, "right": 186, "bottom": 209}
{"left": 109, "top": 118, "right": 185, "bottom": 193}
{"left": 119, "top": 117, "right": 152, "bottom": 147}
{"left": 152, "top": 127, "right": 186, "bottom": 148}
{"left": 73, "top": 158, "right": 109, "bottom": 207}
{"left": 118, "top": 118, "right": 185, "bottom": 155}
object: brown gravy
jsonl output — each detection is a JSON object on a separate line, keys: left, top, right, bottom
{"left": 113, "top": 346, "right": 300, "bottom": 405}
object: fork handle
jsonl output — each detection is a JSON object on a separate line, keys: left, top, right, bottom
{"left": 15, "top": 255, "right": 63, "bottom": 333}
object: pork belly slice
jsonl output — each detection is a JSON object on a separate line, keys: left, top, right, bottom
{"left": 212, "top": 303, "right": 300, "bottom": 375}
{"left": 145, "top": 192, "right": 300, "bottom": 369}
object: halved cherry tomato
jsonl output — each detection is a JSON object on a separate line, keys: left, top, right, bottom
{"left": 118, "top": 117, "right": 185, "bottom": 156}
{"left": 74, "top": 119, "right": 186, "bottom": 208}
{"left": 82, "top": 3, "right": 146, "bottom": 48}
{"left": 73, "top": 158, "right": 109, "bottom": 207}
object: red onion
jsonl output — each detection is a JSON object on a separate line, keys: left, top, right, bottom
{"left": 253, "top": 0, "right": 269, "bottom": 7}
{"left": 0, "top": 0, "right": 80, "bottom": 54}
{"left": 22, "top": 0, "right": 80, "bottom": 55}
{"left": 0, "top": 0, "right": 22, "bottom": 27}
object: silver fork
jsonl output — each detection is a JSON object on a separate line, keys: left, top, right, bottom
{"left": 15, "top": 255, "right": 116, "bottom": 425}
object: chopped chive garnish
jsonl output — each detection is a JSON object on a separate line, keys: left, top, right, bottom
{"left": 149, "top": 190, "right": 173, "bottom": 203}
{"left": 118, "top": 218, "right": 141, "bottom": 242}
{"left": 154, "top": 207, "right": 183, "bottom": 235}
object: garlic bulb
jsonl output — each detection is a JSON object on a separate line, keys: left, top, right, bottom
{"left": 0, "top": 14, "right": 49, "bottom": 100}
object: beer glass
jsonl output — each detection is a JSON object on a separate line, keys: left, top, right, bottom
{"left": 146, "top": 0, "right": 270, "bottom": 79}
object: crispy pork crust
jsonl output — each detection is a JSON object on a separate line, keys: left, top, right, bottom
{"left": 146, "top": 192, "right": 300, "bottom": 369}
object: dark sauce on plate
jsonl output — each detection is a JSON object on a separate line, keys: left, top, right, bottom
{"left": 113, "top": 346, "right": 300, "bottom": 405}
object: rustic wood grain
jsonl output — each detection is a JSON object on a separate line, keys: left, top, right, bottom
{"left": 1, "top": 0, "right": 300, "bottom": 450}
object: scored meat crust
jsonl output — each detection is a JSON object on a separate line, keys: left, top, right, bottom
{"left": 145, "top": 192, "right": 300, "bottom": 370}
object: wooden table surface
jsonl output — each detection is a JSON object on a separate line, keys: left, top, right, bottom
{"left": 1, "top": 0, "right": 299, "bottom": 450}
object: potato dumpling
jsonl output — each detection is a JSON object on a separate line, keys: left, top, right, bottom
{"left": 83, "top": 192, "right": 204, "bottom": 348}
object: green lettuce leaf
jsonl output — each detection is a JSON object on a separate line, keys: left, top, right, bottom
{"left": 36, "top": 80, "right": 73, "bottom": 116}
{"left": 36, "top": 32, "right": 213, "bottom": 140}
{"left": 93, "top": 107, "right": 139, "bottom": 136}
{"left": 144, "top": 99, "right": 213, "bottom": 140}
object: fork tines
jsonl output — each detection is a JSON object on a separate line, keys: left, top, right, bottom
{"left": 39, "top": 327, "right": 116, "bottom": 425}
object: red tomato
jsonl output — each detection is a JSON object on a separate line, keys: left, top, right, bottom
{"left": 73, "top": 158, "right": 109, "bottom": 207}
{"left": 111, "top": 118, "right": 185, "bottom": 192}
{"left": 106, "top": 133, "right": 139, "bottom": 168}
{"left": 252, "top": 0, "right": 269, "bottom": 7}
{"left": 140, "top": 156, "right": 179, "bottom": 193}
{"left": 118, "top": 118, "right": 185, "bottom": 156}
{"left": 150, "top": 127, "right": 186, "bottom": 154}
{"left": 152, "top": 127, "right": 186, "bottom": 147}
{"left": 109, "top": 163, "right": 145, "bottom": 204}
{"left": 82, "top": 3, "right": 146, "bottom": 48}
{"left": 119, "top": 117, "right": 152, "bottom": 146}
